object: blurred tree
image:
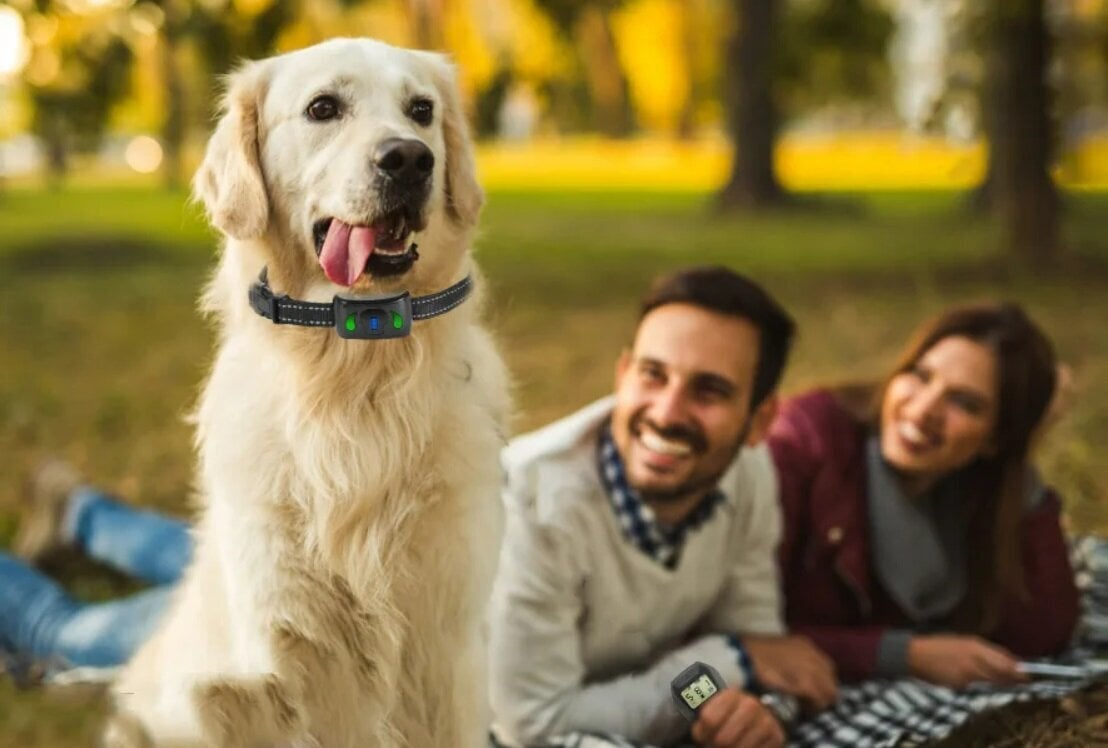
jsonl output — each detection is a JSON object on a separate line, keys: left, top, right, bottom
{"left": 188, "top": 0, "right": 300, "bottom": 105}
{"left": 140, "top": 0, "right": 301, "bottom": 187}
{"left": 612, "top": 0, "right": 712, "bottom": 138}
{"left": 716, "top": 0, "right": 784, "bottom": 207}
{"left": 716, "top": 0, "right": 893, "bottom": 210}
{"left": 19, "top": 3, "right": 134, "bottom": 187}
{"left": 139, "top": 0, "right": 189, "bottom": 190}
{"left": 410, "top": 0, "right": 445, "bottom": 49}
{"left": 533, "top": 0, "right": 635, "bottom": 136}
{"left": 976, "top": 0, "right": 1058, "bottom": 264}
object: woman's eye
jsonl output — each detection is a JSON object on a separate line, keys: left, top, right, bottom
{"left": 408, "top": 98, "right": 434, "bottom": 126}
{"left": 949, "top": 393, "right": 986, "bottom": 415}
{"left": 306, "top": 95, "right": 341, "bottom": 122}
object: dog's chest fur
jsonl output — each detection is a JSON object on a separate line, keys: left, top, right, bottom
{"left": 201, "top": 322, "right": 505, "bottom": 743}
{"left": 109, "top": 315, "right": 508, "bottom": 747}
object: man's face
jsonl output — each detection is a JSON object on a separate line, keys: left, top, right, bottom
{"left": 610, "top": 303, "right": 767, "bottom": 504}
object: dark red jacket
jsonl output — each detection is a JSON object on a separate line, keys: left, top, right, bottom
{"left": 767, "top": 390, "right": 1080, "bottom": 681}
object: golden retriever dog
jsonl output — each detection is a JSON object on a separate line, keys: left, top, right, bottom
{"left": 106, "top": 38, "right": 509, "bottom": 747}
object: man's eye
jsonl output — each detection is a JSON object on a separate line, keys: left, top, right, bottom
{"left": 306, "top": 95, "right": 341, "bottom": 122}
{"left": 408, "top": 98, "right": 434, "bottom": 126}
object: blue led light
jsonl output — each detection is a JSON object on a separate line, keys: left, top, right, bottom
{"left": 369, "top": 316, "right": 380, "bottom": 331}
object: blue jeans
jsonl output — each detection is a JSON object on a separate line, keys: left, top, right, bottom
{"left": 0, "top": 488, "right": 192, "bottom": 668}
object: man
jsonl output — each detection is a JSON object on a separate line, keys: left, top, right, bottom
{"left": 489, "top": 266, "right": 837, "bottom": 748}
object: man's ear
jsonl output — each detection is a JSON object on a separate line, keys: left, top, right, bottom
{"left": 193, "top": 62, "right": 270, "bottom": 240}
{"left": 744, "top": 394, "right": 779, "bottom": 447}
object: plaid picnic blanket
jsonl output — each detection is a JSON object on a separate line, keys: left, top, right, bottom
{"left": 488, "top": 535, "right": 1108, "bottom": 748}
{"left": 489, "top": 676, "right": 1090, "bottom": 748}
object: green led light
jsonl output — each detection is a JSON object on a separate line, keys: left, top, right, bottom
{"left": 392, "top": 312, "right": 403, "bottom": 329}
{"left": 345, "top": 314, "right": 357, "bottom": 332}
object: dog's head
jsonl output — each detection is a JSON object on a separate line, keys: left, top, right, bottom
{"left": 194, "top": 38, "right": 482, "bottom": 294}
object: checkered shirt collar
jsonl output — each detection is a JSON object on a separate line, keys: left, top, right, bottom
{"left": 596, "top": 423, "right": 725, "bottom": 569}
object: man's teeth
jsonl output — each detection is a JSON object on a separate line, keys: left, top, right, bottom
{"left": 897, "top": 421, "right": 930, "bottom": 447}
{"left": 640, "top": 430, "right": 692, "bottom": 457}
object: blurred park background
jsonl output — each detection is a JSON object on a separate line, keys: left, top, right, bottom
{"left": 2, "top": 0, "right": 1108, "bottom": 743}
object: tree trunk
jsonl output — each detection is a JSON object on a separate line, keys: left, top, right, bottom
{"left": 675, "top": 0, "right": 699, "bottom": 140}
{"left": 44, "top": 110, "right": 68, "bottom": 190}
{"left": 160, "top": 31, "right": 185, "bottom": 191}
{"left": 716, "top": 0, "right": 788, "bottom": 209}
{"left": 576, "top": 6, "right": 634, "bottom": 138}
{"left": 410, "top": 0, "right": 445, "bottom": 50}
{"left": 985, "top": 0, "right": 1059, "bottom": 264}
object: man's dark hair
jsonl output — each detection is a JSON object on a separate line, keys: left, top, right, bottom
{"left": 639, "top": 266, "right": 796, "bottom": 408}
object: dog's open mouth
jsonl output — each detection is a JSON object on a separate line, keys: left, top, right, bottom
{"left": 313, "top": 212, "right": 421, "bottom": 286}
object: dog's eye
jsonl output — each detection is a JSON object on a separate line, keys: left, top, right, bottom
{"left": 306, "top": 95, "right": 341, "bottom": 122}
{"left": 407, "top": 98, "right": 434, "bottom": 126}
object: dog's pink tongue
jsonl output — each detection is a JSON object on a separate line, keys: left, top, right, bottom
{"left": 319, "top": 219, "right": 376, "bottom": 286}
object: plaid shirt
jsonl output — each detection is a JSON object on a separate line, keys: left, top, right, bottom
{"left": 596, "top": 424, "right": 725, "bottom": 570}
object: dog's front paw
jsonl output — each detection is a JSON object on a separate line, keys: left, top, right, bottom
{"left": 194, "top": 674, "right": 306, "bottom": 747}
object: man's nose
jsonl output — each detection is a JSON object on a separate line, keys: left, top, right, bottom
{"left": 649, "top": 383, "right": 689, "bottom": 427}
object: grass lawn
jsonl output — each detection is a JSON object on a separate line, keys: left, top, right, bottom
{"left": 1, "top": 185, "right": 1107, "bottom": 744}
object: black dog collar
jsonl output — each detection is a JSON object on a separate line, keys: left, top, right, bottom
{"left": 248, "top": 267, "right": 472, "bottom": 339}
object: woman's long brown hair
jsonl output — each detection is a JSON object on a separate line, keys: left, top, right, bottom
{"left": 837, "top": 303, "right": 1058, "bottom": 633}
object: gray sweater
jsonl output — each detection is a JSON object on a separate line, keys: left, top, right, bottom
{"left": 489, "top": 397, "right": 784, "bottom": 747}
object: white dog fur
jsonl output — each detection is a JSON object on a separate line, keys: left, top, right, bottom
{"left": 106, "top": 38, "right": 509, "bottom": 747}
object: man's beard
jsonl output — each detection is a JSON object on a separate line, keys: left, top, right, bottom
{"left": 636, "top": 470, "right": 730, "bottom": 504}
{"left": 627, "top": 410, "right": 749, "bottom": 504}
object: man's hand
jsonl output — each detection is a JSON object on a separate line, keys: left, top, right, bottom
{"left": 691, "top": 687, "right": 785, "bottom": 748}
{"left": 742, "top": 634, "right": 838, "bottom": 711}
{"left": 907, "top": 635, "right": 1028, "bottom": 688}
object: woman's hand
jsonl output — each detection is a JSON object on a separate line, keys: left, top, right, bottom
{"left": 692, "top": 687, "right": 785, "bottom": 748}
{"left": 907, "top": 635, "right": 1028, "bottom": 688}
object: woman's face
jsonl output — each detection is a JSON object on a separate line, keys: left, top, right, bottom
{"left": 880, "top": 335, "right": 999, "bottom": 486}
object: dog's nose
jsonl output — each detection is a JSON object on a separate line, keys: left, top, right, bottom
{"left": 374, "top": 138, "right": 434, "bottom": 186}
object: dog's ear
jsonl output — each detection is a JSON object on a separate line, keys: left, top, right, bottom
{"left": 194, "top": 63, "right": 270, "bottom": 240}
{"left": 426, "top": 56, "right": 483, "bottom": 228}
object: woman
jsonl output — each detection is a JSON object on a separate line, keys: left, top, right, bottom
{"left": 769, "top": 302, "right": 1079, "bottom": 688}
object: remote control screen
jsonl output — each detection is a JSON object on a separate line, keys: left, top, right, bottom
{"left": 680, "top": 674, "right": 718, "bottom": 709}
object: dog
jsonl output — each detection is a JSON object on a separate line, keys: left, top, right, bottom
{"left": 105, "top": 38, "right": 510, "bottom": 747}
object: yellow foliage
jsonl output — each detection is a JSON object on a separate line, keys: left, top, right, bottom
{"left": 495, "top": 0, "right": 572, "bottom": 84}
{"left": 111, "top": 34, "right": 162, "bottom": 131}
{"left": 344, "top": 0, "right": 413, "bottom": 49}
{"left": 232, "top": 0, "right": 276, "bottom": 19}
{"left": 612, "top": 0, "right": 688, "bottom": 133}
{"left": 275, "top": 17, "right": 330, "bottom": 54}
{"left": 443, "top": 1, "right": 497, "bottom": 96}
